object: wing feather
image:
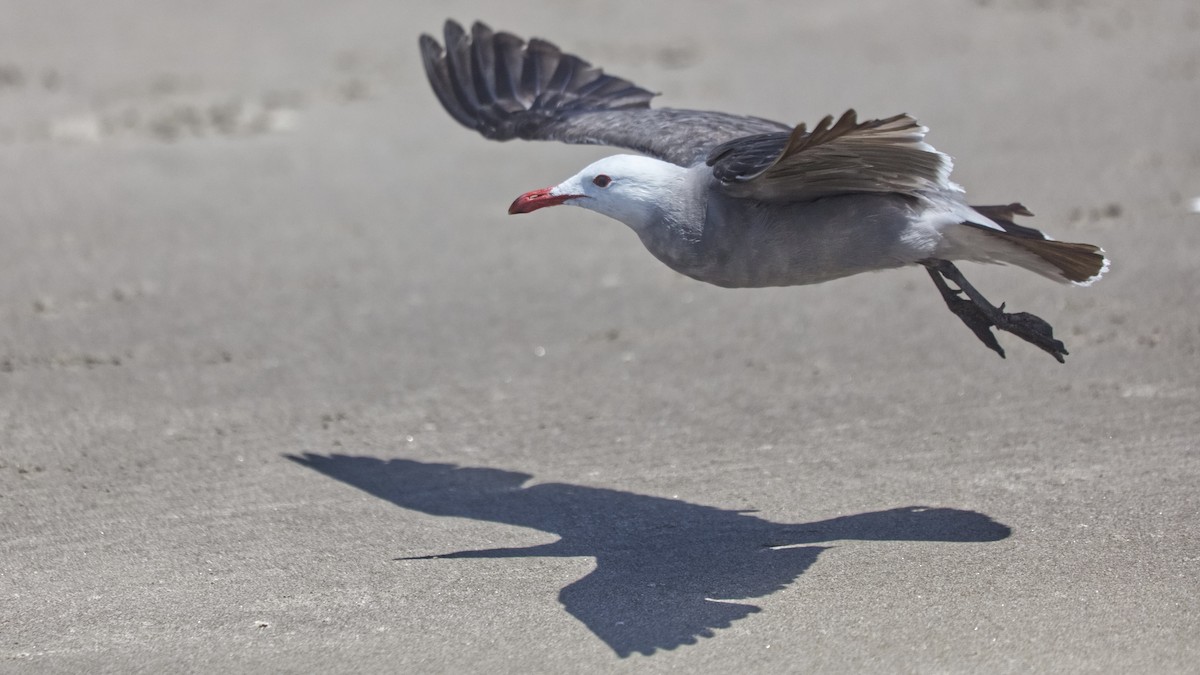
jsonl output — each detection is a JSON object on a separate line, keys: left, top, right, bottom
{"left": 707, "top": 110, "right": 956, "bottom": 203}
{"left": 420, "top": 20, "right": 790, "bottom": 166}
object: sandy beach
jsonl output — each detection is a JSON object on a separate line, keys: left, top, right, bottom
{"left": 2, "top": 1, "right": 1198, "bottom": 671}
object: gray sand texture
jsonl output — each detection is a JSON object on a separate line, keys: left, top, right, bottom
{"left": 2, "top": 1, "right": 1198, "bottom": 672}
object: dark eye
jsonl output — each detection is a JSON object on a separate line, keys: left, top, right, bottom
{"left": 592, "top": 174, "right": 612, "bottom": 188}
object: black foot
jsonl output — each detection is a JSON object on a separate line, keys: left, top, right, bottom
{"left": 923, "top": 260, "right": 1068, "bottom": 363}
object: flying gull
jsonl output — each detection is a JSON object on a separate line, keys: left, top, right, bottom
{"left": 420, "top": 20, "right": 1109, "bottom": 362}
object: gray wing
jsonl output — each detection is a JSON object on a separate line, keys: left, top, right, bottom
{"left": 706, "top": 109, "right": 956, "bottom": 203}
{"left": 420, "top": 20, "right": 790, "bottom": 167}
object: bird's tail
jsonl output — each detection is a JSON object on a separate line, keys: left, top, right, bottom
{"left": 962, "top": 203, "right": 1109, "bottom": 286}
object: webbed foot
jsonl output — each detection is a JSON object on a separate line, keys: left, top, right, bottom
{"left": 923, "top": 260, "right": 1068, "bottom": 363}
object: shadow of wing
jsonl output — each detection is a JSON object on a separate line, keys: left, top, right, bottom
{"left": 559, "top": 567, "right": 762, "bottom": 658}
{"left": 559, "top": 543, "right": 827, "bottom": 657}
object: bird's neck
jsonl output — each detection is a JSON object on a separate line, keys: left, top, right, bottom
{"left": 602, "top": 159, "right": 695, "bottom": 233}
{"left": 627, "top": 165, "right": 710, "bottom": 275}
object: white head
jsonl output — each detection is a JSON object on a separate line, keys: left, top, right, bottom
{"left": 508, "top": 154, "right": 688, "bottom": 231}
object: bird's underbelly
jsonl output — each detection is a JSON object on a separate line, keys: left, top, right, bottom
{"left": 650, "top": 197, "right": 923, "bottom": 289}
{"left": 682, "top": 237, "right": 906, "bottom": 288}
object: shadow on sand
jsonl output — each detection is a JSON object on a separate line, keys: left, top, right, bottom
{"left": 287, "top": 453, "right": 1010, "bottom": 657}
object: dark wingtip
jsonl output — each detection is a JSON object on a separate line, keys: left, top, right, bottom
{"left": 420, "top": 23, "right": 478, "bottom": 130}
{"left": 420, "top": 19, "right": 656, "bottom": 143}
{"left": 443, "top": 18, "right": 467, "bottom": 48}
{"left": 418, "top": 33, "right": 441, "bottom": 58}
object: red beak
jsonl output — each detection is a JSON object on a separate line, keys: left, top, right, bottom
{"left": 508, "top": 187, "right": 578, "bottom": 215}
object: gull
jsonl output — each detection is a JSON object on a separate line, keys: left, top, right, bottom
{"left": 420, "top": 20, "right": 1108, "bottom": 361}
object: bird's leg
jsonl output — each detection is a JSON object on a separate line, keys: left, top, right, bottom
{"left": 923, "top": 264, "right": 1007, "bottom": 359}
{"left": 922, "top": 260, "right": 1068, "bottom": 363}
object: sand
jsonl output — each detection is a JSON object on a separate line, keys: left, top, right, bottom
{"left": 2, "top": 1, "right": 1198, "bottom": 671}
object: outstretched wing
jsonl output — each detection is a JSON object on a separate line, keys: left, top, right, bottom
{"left": 706, "top": 109, "right": 956, "bottom": 203}
{"left": 420, "top": 20, "right": 790, "bottom": 167}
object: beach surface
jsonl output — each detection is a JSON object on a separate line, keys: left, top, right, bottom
{"left": 2, "top": 1, "right": 1198, "bottom": 671}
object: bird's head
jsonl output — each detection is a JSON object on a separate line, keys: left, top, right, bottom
{"left": 508, "top": 154, "right": 687, "bottom": 231}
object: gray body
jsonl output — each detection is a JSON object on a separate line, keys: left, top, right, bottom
{"left": 640, "top": 167, "right": 922, "bottom": 288}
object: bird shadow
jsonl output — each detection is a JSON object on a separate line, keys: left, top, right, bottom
{"left": 286, "top": 453, "right": 1011, "bottom": 657}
